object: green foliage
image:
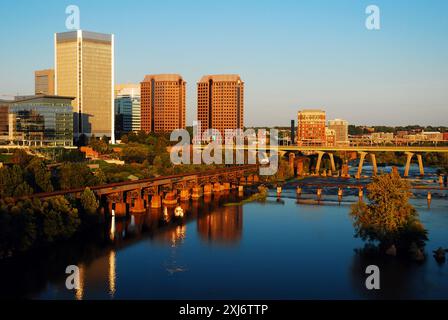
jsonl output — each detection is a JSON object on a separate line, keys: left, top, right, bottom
{"left": 120, "top": 143, "right": 152, "bottom": 163}
{"left": 57, "top": 149, "right": 86, "bottom": 163}
{"left": 0, "top": 165, "right": 34, "bottom": 197}
{"left": 25, "top": 158, "right": 53, "bottom": 193}
{"left": 58, "top": 163, "right": 100, "bottom": 190}
{"left": 80, "top": 187, "right": 99, "bottom": 215}
{"left": 11, "top": 149, "right": 32, "bottom": 166}
{"left": 350, "top": 173, "right": 427, "bottom": 251}
{"left": 265, "top": 159, "right": 294, "bottom": 182}
{"left": 89, "top": 135, "right": 110, "bottom": 154}
{"left": 0, "top": 196, "right": 80, "bottom": 258}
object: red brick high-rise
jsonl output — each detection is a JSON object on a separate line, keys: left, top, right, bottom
{"left": 197, "top": 75, "right": 244, "bottom": 136}
{"left": 140, "top": 74, "right": 186, "bottom": 133}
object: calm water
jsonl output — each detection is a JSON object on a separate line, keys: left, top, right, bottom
{"left": 1, "top": 172, "right": 447, "bottom": 300}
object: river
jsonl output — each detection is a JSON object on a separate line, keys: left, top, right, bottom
{"left": 0, "top": 167, "right": 447, "bottom": 300}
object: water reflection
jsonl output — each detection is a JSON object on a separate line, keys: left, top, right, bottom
{"left": 0, "top": 187, "right": 447, "bottom": 299}
{"left": 197, "top": 206, "right": 243, "bottom": 245}
{"left": 108, "top": 250, "right": 116, "bottom": 298}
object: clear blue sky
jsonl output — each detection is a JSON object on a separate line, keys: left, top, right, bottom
{"left": 1, "top": 0, "right": 447, "bottom": 127}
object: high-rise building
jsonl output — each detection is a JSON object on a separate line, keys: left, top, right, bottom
{"left": 114, "top": 84, "right": 141, "bottom": 136}
{"left": 297, "top": 109, "right": 326, "bottom": 146}
{"left": 35, "top": 69, "right": 55, "bottom": 95}
{"left": 5, "top": 95, "right": 74, "bottom": 147}
{"left": 0, "top": 102, "right": 11, "bottom": 143}
{"left": 328, "top": 118, "right": 349, "bottom": 146}
{"left": 197, "top": 75, "right": 244, "bottom": 137}
{"left": 114, "top": 83, "right": 138, "bottom": 98}
{"left": 54, "top": 30, "right": 114, "bottom": 141}
{"left": 140, "top": 74, "right": 186, "bottom": 133}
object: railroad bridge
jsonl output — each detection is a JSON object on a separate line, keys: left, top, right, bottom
{"left": 28, "top": 165, "right": 260, "bottom": 217}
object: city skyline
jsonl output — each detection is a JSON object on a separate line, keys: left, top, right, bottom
{"left": 0, "top": 0, "right": 447, "bottom": 127}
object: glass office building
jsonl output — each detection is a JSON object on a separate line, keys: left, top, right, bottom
{"left": 9, "top": 95, "right": 74, "bottom": 146}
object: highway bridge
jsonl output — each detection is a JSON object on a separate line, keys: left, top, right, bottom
{"left": 191, "top": 144, "right": 448, "bottom": 178}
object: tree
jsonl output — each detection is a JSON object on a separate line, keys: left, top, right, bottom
{"left": 350, "top": 172, "right": 427, "bottom": 253}
{"left": 11, "top": 149, "right": 32, "bottom": 166}
{"left": 80, "top": 187, "right": 99, "bottom": 215}
{"left": 58, "top": 163, "right": 98, "bottom": 190}
{"left": 25, "top": 158, "right": 54, "bottom": 193}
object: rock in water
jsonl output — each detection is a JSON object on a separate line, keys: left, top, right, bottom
{"left": 385, "top": 245, "right": 397, "bottom": 256}
{"left": 433, "top": 247, "right": 446, "bottom": 263}
{"left": 409, "top": 242, "right": 425, "bottom": 262}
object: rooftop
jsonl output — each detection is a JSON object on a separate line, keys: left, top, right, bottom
{"left": 198, "top": 74, "right": 243, "bottom": 83}
{"left": 142, "top": 74, "right": 184, "bottom": 82}
{"left": 12, "top": 95, "right": 75, "bottom": 104}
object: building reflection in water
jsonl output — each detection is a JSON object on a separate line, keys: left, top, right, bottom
{"left": 72, "top": 248, "right": 117, "bottom": 300}
{"left": 108, "top": 250, "right": 116, "bottom": 298}
{"left": 74, "top": 264, "right": 85, "bottom": 300}
{"left": 197, "top": 205, "right": 243, "bottom": 245}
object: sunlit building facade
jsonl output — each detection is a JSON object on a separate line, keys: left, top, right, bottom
{"left": 55, "top": 30, "right": 114, "bottom": 141}
{"left": 140, "top": 74, "right": 186, "bottom": 133}
{"left": 7, "top": 95, "right": 74, "bottom": 146}
{"left": 0, "top": 102, "right": 12, "bottom": 143}
{"left": 328, "top": 118, "right": 349, "bottom": 146}
{"left": 35, "top": 69, "right": 55, "bottom": 95}
{"left": 297, "top": 109, "right": 326, "bottom": 146}
{"left": 197, "top": 74, "right": 244, "bottom": 138}
{"left": 114, "top": 84, "right": 141, "bottom": 137}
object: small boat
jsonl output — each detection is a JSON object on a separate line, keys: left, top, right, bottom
{"left": 174, "top": 206, "right": 184, "bottom": 218}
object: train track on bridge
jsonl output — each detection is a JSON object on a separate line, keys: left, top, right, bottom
{"left": 16, "top": 164, "right": 260, "bottom": 200}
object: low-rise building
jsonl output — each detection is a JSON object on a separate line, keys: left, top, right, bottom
{"left": 1, "top": 95, "right": 74, "bottom": 146}
{"left": 325, "top": 128, "right": 336, "bottom": 147}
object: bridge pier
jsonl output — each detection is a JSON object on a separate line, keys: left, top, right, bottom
{"left": 191, "top": 186, "right": 202, "bottom": 200}
{"left": 297, "top": 159, "right": 304, "bottom": 176}
{"left": 289, "top": 153, "right": 295, "bottom": 175}
{"left": 370, "top": 154, "right": 378, "bottom": 176}
{"left": 404, "top": 152, "right": 414, "bottom": 177}
{"left": 130, "top": 196, "right": 145, "bottom": 214}
{"left": 151, "top": 195, "right": 162, "bottom": 208}
{"left": 296, "top": 186, "right": 302, "bottom": 197}
{"left": 180, "top": 189, "right": 190, "bottom": 201}
{"left": 213, "top": 182, "right": 222, "bottom": 193}
{"left": 317, "top": 188, "right": 322, "bottom": 201}
{"left": 315, "top": 151, "right": 325, "bottom": 175}
{"left": 341, "top": 163, "right": 349, "bottom": 178}
{"left": 356, "top": 152, "right": 368, "bottom": 179}
{"left": 328, "top": 153, "right": 336, "bottom": 172}
{"left": 277, "top": 186, "right": 282, "bottom": 197}
{"left": 115, "top": 202, "right": 127, "bottom": 217}
{"left": 204, "top": 184, "right": 212, "bottom": 195}
{"left": 417, "top": 154, "right": 425, "bottom": 176}
{"left": 358, "top": 188, "right": 364, "bottom": 201}
{"left": 163, "top": 191, "right": 177, "bottom": 206}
